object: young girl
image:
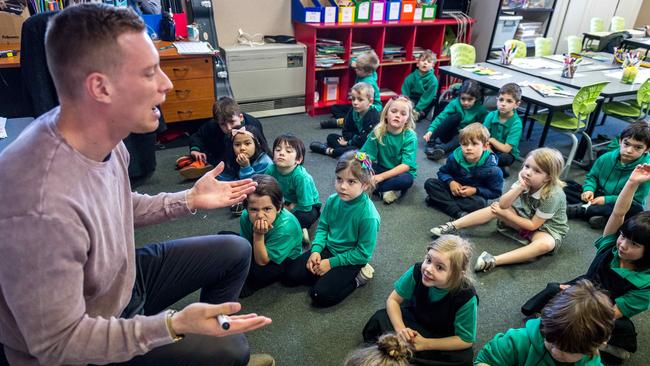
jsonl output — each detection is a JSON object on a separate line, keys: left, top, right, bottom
{"left": 361, "top": 95, "right": 418, "bottom": 205}
{"left": 239, "top": 174, "right": 303, "bottom": 298}
{"left": 344, "top": 333, "right": 412, "bottom": 366}
{"left": 266, "top": 134, "right": 321, "bottom": 243}
{"left": 423, "top": 79, "right": 487, "bottom": 161}
{"left": 283, "top": 151, "right": 381, "bottom": 307}
{"left": 310, "top": 82, "right": 380, "bottom": 158}
{"left": 522, "top": 163, "right": 650, "bottom": 363}
{"left": 430, "top": 148, "right": 568, "bottom": 272}
{"left": 362, "top": 235, "right": 477, "bottom": 366}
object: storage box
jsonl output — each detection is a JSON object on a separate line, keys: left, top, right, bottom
{"left": 322, "top": 76, "right": 340, "bottom": 101}
{"left": 400, "top": 0, "right": 416, "bottom": 21}
{"left": 493, "top": 15, "right": 522, "bottom": 48}
{"left": 292, "top": 0, "right": 323, "bottom": 23}
{"left": 354, "top": 0, "right": 371, "bottom": 22}
{"left": 385, "top": 0, "right": 401, "bottom": 21}
{"left": 422, "top": 4, "right": 436, "bottom": 19}
{"left": 336, "top": 3, "right": 355, "bottom": 23}
{"left": 413, "top": 7, "right": 422, "bottom": 21}
{"left": 313, "top": 0, "right": 337, "bottom": 22}
{"left": 0, "top": 9, "right": 29, "bottom": 44}
{"left": 173, "top": 13, "right": 188, "bottom": 38}
{"left": 369, "top": 0, "right": 385, "bottom": 22}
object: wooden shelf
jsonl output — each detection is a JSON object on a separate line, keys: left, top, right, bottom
{"left": 316, "top": 65, "right": 349, "bottom": 71}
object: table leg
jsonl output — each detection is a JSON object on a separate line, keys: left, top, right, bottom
{"left": 538, "top": 108, "right": 554, "bottom": 147}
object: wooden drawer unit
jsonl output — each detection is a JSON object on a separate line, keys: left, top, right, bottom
{"left": 160, "top": 55, "right": 215, "bottom": 123}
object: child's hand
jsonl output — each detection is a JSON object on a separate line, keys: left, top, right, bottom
{"left": 284, "top": 202, "right": 296, "bottom": 211}
{"left": 397, "top": 327, "right": 417, "bottom": 343}
{"left": 315, "top": 259, "right": 331, "bottom": 276}
{"left": 449, "top": 181, "right": 462, "bottom": 196}
{"left": 253, "top": 218, "right": 272, "bottom": 235}
{"left": 307, "top": 252, "right": 321, "bottom": 274}
{"left": 629, "top": 164, "right": 650, "bottom": 184}
{"left": 410, "top": 331, "right": 427, "bottom": 351}
{"left": 236, "top": 154, "right": 250, "bottom": 167}
{"left": 581, "top": 191, "right": 594, "bottom": 202}
{"left": 590, "top": 196, "right": 605, "bottom": 205}
{"left": 422, "top": 131, "right": 432, "bottom": 142}
{"left": 459, "top": 186, "right": 477, "bottom": 197}
{"left": 337, "top": 137, "right": 348, "bottom": 146}
{"left": 517, "top": 171, "right": 529, "bottom": 190}
{"left": 190, "top": 151, "right": 207, "bottom": 163}
{"left": 373, "top": 175, "right": 385, "bottom": 185}
{"left": 490, "top": 202, "right": 508, "bottom": 218}
{"left": 559, "top": 284, "right": 571, "bottom": 290}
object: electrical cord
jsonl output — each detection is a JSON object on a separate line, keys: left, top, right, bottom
{"left": 236, "top": 28, "right": 265, "bottom": 47}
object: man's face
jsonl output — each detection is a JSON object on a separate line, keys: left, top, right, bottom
{"left": 110, "top": 31, "right": 172, "bottom": 135}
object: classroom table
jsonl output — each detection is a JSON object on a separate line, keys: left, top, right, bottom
{"left": 621, "top": 37, "right": 650, "bottom": 58}
{"left": 439, "top": 63, "right": 584, "bottom": 149}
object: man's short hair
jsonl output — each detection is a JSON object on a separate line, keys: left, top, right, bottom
{"left": 459, "top": 122, "right": 490, "bottom": 145}
{"left": 498, "top": 83, "right": 522, "bottom": 103}
{"left": 45, "top": 4, "right": 145, "bottom": 99}
{"left": 213, "top": 97, "right": 242, "bottom": 123}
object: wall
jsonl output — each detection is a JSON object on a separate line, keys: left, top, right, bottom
{"left": 212, "top": 0, "right": 293, "bottom": 47}
{"left": 636, "top": 0, "right": 650, "bottom": 27}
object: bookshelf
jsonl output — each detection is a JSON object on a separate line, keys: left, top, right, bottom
{"left": 294, "top": 18, "right": 474, "bottom": 116}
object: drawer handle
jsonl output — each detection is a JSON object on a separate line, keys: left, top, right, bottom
{"left": 174, "top": 89, "right": 191, "bottom": 99}
{"left": 172, "top": 67, "right": 190, "bottom": 76}
{"left": 177, "top": 109, "right": 193, "bottom": 116}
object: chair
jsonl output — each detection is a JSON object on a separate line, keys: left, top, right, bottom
{"left": 534, "top": 37, "right": 552, "bottom": 57}
{"left": 528, "top": 82, "right": 609, "bottom": 178}
{"left": 504, "top": 39, "right": 527, "bottom": 58}
{"left": 600, "top": 78, "right": 650, "bottom": 124}
{"left": 566, "top": 35, "right": 582, "bottom": 54}
{"left": 610, "top": 16, "right": 625, "bottom": 32}
{"left": 449, "top": 43, "right": 476, "bottom": 66}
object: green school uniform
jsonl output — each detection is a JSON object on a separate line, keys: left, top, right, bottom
{"left": 475, "top": 318, "right": 603, "bottom": 365}
{"left": 511, "top": 182, "right": 569, "bottom": 243}
{"left": 582, "top": 150, "right": 650, "bottom": 207}
{"left": 240, "top": 208, "right": 302, "bottom": 264}
{"left": 361, "top": 129, "right": 418, "bottom": 177}
{"left": 483, "top": 110, "right": 523, "bottom": 158}
{"left": 401, "top": 69, "right": 439, "bottom": 113}
{"left": 311, "top": 193, "right": 380, "bottom": 268}
{"left": 357, "top": 71, "right": 382, "bottom": 112}
{"left": 394, "top": 266, "right": 477, "bottom": 343}
{"left": 427, "top": 98, "right": 488, "bottom": 133}
{"left": 266, "top": 164, "right": 321, "bottom": 212}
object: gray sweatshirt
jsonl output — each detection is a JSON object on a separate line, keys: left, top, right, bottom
{"left": 0, "top": 107, "right": 191, "bottom": 365}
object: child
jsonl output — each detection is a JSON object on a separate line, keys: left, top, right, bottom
{"left": 430, "top": 148, "right": 568, "bottom": 272}
{"left": 522, "top": 164, "right": 650, "bottom": 363}
{"left": 322, "top": 50, "right": 381, "bottom": 128}
{"left": 239, "top": 174, "right": 303, "bottom": 298}
{"left": 565, "top": 121, "right": 650, "bottom": 229}
{"left": 181, "top": 97, "right": 267, "bottom": 179}
{"left": 423, "top": 80, "right": 487, "bottom": 161}
{"left": 310, "top": 82, "right": 380, "bottom": 158}
{"left": 344, "top": 333, "right": 412, "bottom": 366}
{"left": 266, "top": 134, "right": 321, "bottom": 242}
{"left": 424, "top": 123, "right": 504, "bottom": 219}
{"left": 401, "top": 49, "right": 439, "bottom": 121}
{"left": 361, "top": 95, "right": 418, "bottom": 205}
{"left": 283, "top": 151, "right": 381, "bottom": 307}
{"left": 362, "top": 235, "right": 477, "bottom": 366}
{"left": 476, "top": 279, "right": 614, "bottom": 366}
{"left": 482, "top": 83, "right": 523, "bottom": 178}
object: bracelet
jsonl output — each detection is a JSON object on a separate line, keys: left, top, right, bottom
{"left": 165, "top": 310, "right": 185, "bottom": 342}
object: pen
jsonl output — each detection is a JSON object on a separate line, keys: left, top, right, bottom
{"left": 159, "top": 45, "right": 175, "bottom": 50}
{"left": 217, "top": 314, "right": 231, "bottom": 330}
{"left": 0, "top": 50, "right": 19, "bottom": 58}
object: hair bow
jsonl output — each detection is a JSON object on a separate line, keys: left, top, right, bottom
{"left": 354, "top": 151, "right": 373, "bottom": 171}
{"left": 231, "top": 126, "right": 254, "bottom": 138}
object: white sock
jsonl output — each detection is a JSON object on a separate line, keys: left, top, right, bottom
{"left": 0, "top": 117, "right": 7, "bottom": 139}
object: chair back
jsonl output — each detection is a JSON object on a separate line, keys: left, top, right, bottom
{"left": 534, "top": 37, "right": 553, "bottom": 57}
{"left": 590, "top": 17, "right": 605, "bottom": 32}
{"left": 566, "top": 35, "right": 582, "bottom": 54}
{"left": 572, "top": 82, "right": 609, "bottom": 128}
{"left": 610, "top": 16, "right": 625, "bottom": 32}
{"left": 637, "top": 78, "right": 650, "bottom": 118}
{"left": 450, "top": 43, "right": 476, "bottom": 66}
{"left": 504, "top": 39, "right": 527, "bottom": 58}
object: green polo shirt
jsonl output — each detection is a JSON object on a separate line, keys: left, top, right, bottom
{"left": 401, "top": 69, "right": 439, "bottom": 113}
{"left": 266, "top": 164, "right": 321, "bottom": 212}
{"left": 427, "top": 98, "right": 488, "bottom": 133}
{"left": 240, "top": 208, "right": 303, "bottom": 264}
{"left": 483, "top": 110, "right": 523, "bottom": 158}
{"left": 594, "top": 234, "right": 650, "bottom": 318}
{"left": 356, "top": 70, "right": 382, "bottom": 112}
{"left": 361, "top": 129, "right": 418, "bottom": 177}
{"left": 394, "top": 265, "right": 477, "bottom": 343}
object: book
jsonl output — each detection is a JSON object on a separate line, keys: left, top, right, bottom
{"left": 527, "top": 82, "right": 574, "bottom": 98}
{"left": 173, "top": 42, "right": 214, "bottom": 55}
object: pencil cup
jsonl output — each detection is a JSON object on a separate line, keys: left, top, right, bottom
{"left": 561, "top": 64, "right": 577, "bottom": 78}
{"left": 621, "top": 66, "right": 638, "bottom": 84}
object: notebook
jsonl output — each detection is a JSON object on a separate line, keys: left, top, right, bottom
{"left": 173, "top": 42, "right": 215, "bottom": 55}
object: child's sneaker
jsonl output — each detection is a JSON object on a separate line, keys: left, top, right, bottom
{"left": 426, "top": 147, "right": 446, "bottom": 161}
{"left": 600, "top": 344, "right": 631, "bottom": 361}
{"left": 230, "top": 202, "right": 244, "bottom": 217}
{"left": 382, "top": 190, "right": 401, "bottom": 204}
{"left": 247, "top": 353, "right": 276, "bottom": 366}
{"left": 320, "top": 118, "right": 342, "bottom": 129}
{"left": 474, "top": 251, "right": 496, "bottom": 272}
{"left": 179, "top": 160, "right": 213, "bottom": 180}
{"left": 309, "top": 141, "right": 330, "bottom": 155}
{"left": 302, "top": 228, "right": 311, "bottom": 245}
{"left": 589, "top": 216, "right": 607, "bottom": 229}
{"left": 501, "top": 166, "right": 511, "bottom": 178}
{"left": 430, "top": 222, "right": 458, "bottom": 237}
{"left": 355, "top": 263, "right": 374, "bottom": 287}
{"left": 566, "top": 203, "right": 585, "bottom": 219}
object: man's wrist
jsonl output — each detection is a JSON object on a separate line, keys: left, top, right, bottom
{"left": 185, "top": 189, "right": 197, "bottom": 213}
{"left": 166, "top": 310, "right": 185, "bottom": 342}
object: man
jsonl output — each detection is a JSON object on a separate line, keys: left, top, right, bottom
{"left": 0, "top": 4, "right": 271, "bottom": 365}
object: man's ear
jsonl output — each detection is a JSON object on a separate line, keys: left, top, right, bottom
{"left": 86, "top": 72, "right": 112, "bottom": 103}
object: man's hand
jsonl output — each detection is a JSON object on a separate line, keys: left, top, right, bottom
{"left": 581, "top": 191, "right": 594, "bottom": 202}
{"left": 186, "top": 162, "right": 257, "bottom": 210}
{"left": 235, "top": 154, "right": 250, "bottom": 167}
{"left": 337, "top": 137, "right": 348, "bottom": 146}
{"left": 307, "top": 252, "right": 321, "bottom": 274}
{"left": 171, "top": 302, "right": 271, "bottom": 337}
{"left": 190, "top": 151, "right": 207, "bottom": 163}
{"left": 423, "top": 131, "right": 432, "bottom": 142}
{"left": 449, "top": 181, "right": 462, "bottom": 196}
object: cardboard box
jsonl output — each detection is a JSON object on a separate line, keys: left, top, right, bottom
{"left": 370, "top": 0, "right": 385, "bottom": 22}
{"left": 292, "top": 0, "right": 323, "bottom": 23}
{"left": 322, "top": 76, "right": 339, "bottom": 101}
{"left": 385, "top": 0, "right": 401, "bottom": 21}
{"left": 354, "top": 0, "right": 371, "bottom": 22}
{"left": 0, "top": 9, "right": 29, "bottom": 44}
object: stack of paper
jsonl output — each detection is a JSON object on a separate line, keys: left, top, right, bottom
{"left": 316, "top": 38, "right": 346, "bottom": 68}
{"left": 350, "top": 42, "right": 373, "bottom": 62}
{"left": 383, "top": 44, "right": 405, "bottom": 62}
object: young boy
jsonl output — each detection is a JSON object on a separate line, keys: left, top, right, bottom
{"left": 310, "top": 82, "right": 380, "bottom": 157}
{"left": 179, "top": 97, "right": 267, "bottom": 179}
{"left": 424, "top": 123, "right": 504, "bottom": 219}
{"left": 566, "top": 121, "right": 650, "bottom": 229}
{"left": 482, "top": 83, "right": 523, "bottom": 178}
{"left": 321, "top": 50, "right": 381, "bottom": 128}
{"left": 401, "top": 49, "right": 439, "bottom": 121}
{"left": 475, "top": 280, "right": 614, "bottom": 366}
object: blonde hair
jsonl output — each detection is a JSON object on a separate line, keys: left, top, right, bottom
{"left": 459, "top": 122, "right": 490, "bottom": 145}
{"left": 344, "top": 333, "right": 412, "bottom": 366}
{"left": 426, "top": 235, "right": 474, "bottom": 293}
{"left": 373, "top": 96, "right": 416, "bottom": 145}
{"left": 355, "top": 50, "right": 380, "bottom": 74}
{"left": 351, "top": 82, "right": 374, "bottom": 102}
{"left": 418, "top": 49, "right": 436, "bottom": 63}
{"left": 526, "top": 148, "right": 566, "bottom": 199}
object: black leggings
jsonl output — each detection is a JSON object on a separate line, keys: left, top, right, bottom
{"left": 424, "top": 178, "right": 488, "bottom": 217}
{"left": 291, "top": 205, "right": 321, "bottom": 229}
{"left": 564, "top": 181, "right": 644, "bottom": 220}
{"left": 427, "top": 113, "right": 463, "bottom": 154}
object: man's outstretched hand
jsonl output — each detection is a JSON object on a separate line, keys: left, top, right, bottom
{"left": 186, "top": 162, "right": 257, "bottom": 210}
